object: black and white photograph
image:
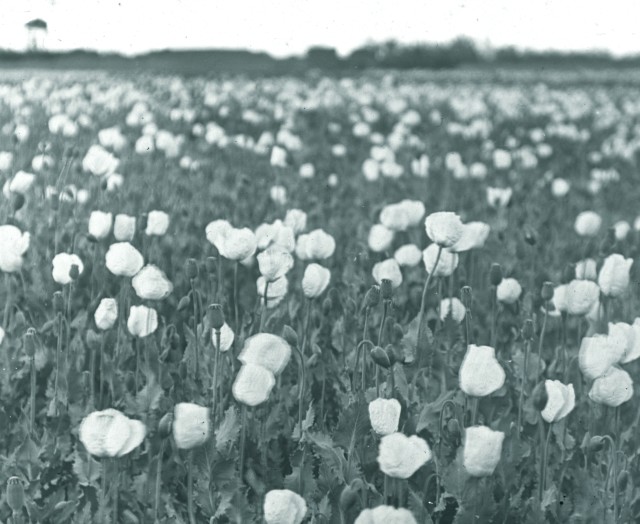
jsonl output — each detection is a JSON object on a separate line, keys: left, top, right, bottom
{"left": 0, "top": 1, "right": 639, "bottom": 522}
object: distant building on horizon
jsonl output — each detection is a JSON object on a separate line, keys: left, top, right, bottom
{"left": 25, "top": 19, "right": 48, "bottom": 51}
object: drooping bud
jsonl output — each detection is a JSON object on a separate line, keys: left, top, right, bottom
{"left": 588, "top": 435, "right": 606, "bottom": 452}
{"left": 185, "top": 258, "right": 198, "bottom": 280}
{"left": 617, "top": 470, "right": 629, "bottom": 491}
{"left": 24, "top": 328, "right": 36, "bottom": 358}
{"left": 6, "top": 477, "right": 24, "bottom": 513}
{"left": 521, "top": 319, "right": 534, "bottom": 341}
{"left": 532, "top": 381, "right": 549, "bottom": 411}
{"left": 364, "top": 285, "right": 381, "bottom": 308}
{"left": 370, "top": 346, "right": 391, "bottom": 369}
{"left": 541, "top": 282, "right": 554, "bottom": 302}
{"left": 447, "top": 418, "right": 461, "bottom": 439}
{"left": 158, "top": 412, "right": 174, "bottom": 439}
{"left": 207, "top": 304, "right": 224, "bottom": 331}
{"left": 11, "top": 193, "right": 25, "bottom": 212}
{"left": 322, "top": 297, "right": 332, "bottom": 316}
{"left": 490, "top": 263, "right": 503, "bottom": 287}
{"left": 282, "top": 325, "right": 298, "bottom": 347}
{"left": 380, "top": 279, "right": 393, "bottom": 301}
{"left": 339, "top": 484, "right": 360, "bottom": 514}
{"left": 177, "top": 295, "right": 191, "bottom": 312}
{"left": 52, "top": 291, "right": 64, "bottom": 313}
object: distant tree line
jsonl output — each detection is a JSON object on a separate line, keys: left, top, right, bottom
{"left": 306, "top": 39, "right": 640, "bottom": 70}
{"left": 1, "top": 39, "right": 639, "bottom": 74}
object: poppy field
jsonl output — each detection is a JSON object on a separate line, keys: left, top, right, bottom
{"left": 1, "top": 69, "right": 640, "bottom": 523}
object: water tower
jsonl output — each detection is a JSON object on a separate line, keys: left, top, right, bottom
{"left": 25, "top": 19, "right": 48, "bottom": 51}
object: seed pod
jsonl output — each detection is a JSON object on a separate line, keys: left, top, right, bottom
{"left": 380, "top": 279, "right": 393, "bottom": 301}
{"left": 532, "top": 381, "right": 548, "bottom": 411}
{"left": 207, "top": 304, "right": 225, "bottom": 331}
{"left": 69, "top": 264, "right": 80, "bottom": 281}
{"left": 461, "top": 286, "right": 473, "bottom": 308}
{"left": 282, "top": 325, "right": 298, "bottom": 347}
{"left": 541, "top": 281, "right": 554, "bottom": 302}
{"left": 489, "top": 263, "right": 503, "bottom": 287}
{"left": 158, "top": 412, "right": 174, "bottom": 439}
{"left": 6, "top": 477, "right": 24, "bottom": 512}
{"left": 24, "top": 328, "right": 36, "bottom": 358}
{"left": 205, "top": 256, "right": 217, "bottom": 274}
{"left": 521, "top": 319, "right": 534, "bottom": 341}
{"left": 370, "top": 346, "right": 391, "bottom": 369}
{"left": 364, "top": 285, "right": 381, "bottom": 308}
{"left": 52, "top": 291, "right": 64, "bottom": 313}
{"left": 185, "top": 258, "right": 198, "bottom": 280}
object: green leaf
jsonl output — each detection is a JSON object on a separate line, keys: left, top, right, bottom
{"left": 72, "top": 451, "right": 101, "bottom": 487}
{"left": 136, "top": 377, "right": 163, "bottom": 414}
{"left": 215, "top": 406, "right": 240, "bottom": 451}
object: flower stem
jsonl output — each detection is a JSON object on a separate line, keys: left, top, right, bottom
{"left": 359, "top": 308, "right": 370, "bottom": 392}
{"left": 212, "top": 329, "right": 221, "bottom": 422}
{"left": 191, "top": 278, "right": 199, "bottom": 380}
{"left": 112, "top": 458, "right": 119, "bottom": 524}
{"left": 233, "top": 262, "right": 240, "bottom": 334}
{"left": 187, "top": 451, "right": 196, "bottom": 524}
{"left": 539, "top": 422, "right": 553, "bottom": 503}
{"left": 259, "top": 281, "right": 270, "bottom": 332}
{"left": 153, "top": 440, "right": 166, "bottom": 523}
{"left": 537, "top": 304, "right": 548, "bottom": 377}
{"left": 99, "top": 334, "right": 106, "bottom": 408}
{"left": 99, "top": 459, "right": 108, "bottom": 523}
{"left": 54, "top": 312, "right": 63, "bottom": 415}
{"left": 30, "top": 354, "right": 36, "bottom": 436}
{"left": 517, "top": 338, "right": 530, "bottom": 438}
{"left": 239, "top": 405, "right": 248, "bottom": 483}
{"left": 376, "top": 300, "right": 389, "bottom": 397}
{"left": 417, "top": 246, "right": 442, "bottom": 368}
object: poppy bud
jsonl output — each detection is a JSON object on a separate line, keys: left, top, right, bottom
{"left": 447, "top": 418, "right": 460, "bottom": 438}
{"left": 380, "top": 279, "right": 393, "bottom": 301}
{"left": 490, "top": 263, "right": 503, "bottom": 287}
{"left": 561, "top": 263, "right": 575, "bottom": 284}
{"left": 599, "top": 227, "right": 616, "bottom": 255}
{"left": 532, "top": 382, "right": 549, "bottom": 411}
{"left": 52, "top": 291, "right": 64, "bottom": 313}
{"left": 391, "top": 323, "right": 404, "bottom": 343}
{"left": 523, "top": 225, "right": 537, "bottom": 246}
{"left": 177, "top": 295, "right": 191, "bottom": 312}
{"left": 282, "top": 325, "right": 298, "bottom": 347}
{"left": 207, "top": 304, "right": 224, "bottom": 331}
{"left": 522, "top": 319, "right": 534, "bottom": 340}
{"left": 6, "top": 477, "right": 24, "bottom": 513}
{"left": 185, "top": 258, "right": 198, "bottom": 280}
{"left": 205, "top": 256, "right": 217, "bottom": 274}
{"left": 364, "top": 285, "right": 381, "bottom": 308}
{"left": 588, "top": 435, "right": 606, "bottom": 452}
{"left": 339, "top": 485, "right": 360, "bottom": 514}
{"left": 69, "top": 264, "right": 80, "bottom": 281}
{"left": 617, "top": 470, "right": 629, "bottom": 491}
{"left": 322, "top": 297, "right": 332, "bottom": 315}
{"left": 50, "top": 191, "right": 60, "bottom": 210}
{"left": 11, "top": 193, "right": 25, "bottom": 212}
{"left": 370, "top": 346, "right": 391, "bottom": 369}
{"left": 158, "top": 412, "right": 174, "bottom": 439}
{"left": 541, "top": 281, "right": 554, "bottom": 302}
{"left": 24, "top": 328, "right": 36, "bottom": 357}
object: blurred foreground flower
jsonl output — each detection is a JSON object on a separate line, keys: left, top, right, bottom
{"left": 0, "top": 225, "right": 30, "bottom": 273}
{"left": 598, "top": 254, "right": 633, "bottom": 297}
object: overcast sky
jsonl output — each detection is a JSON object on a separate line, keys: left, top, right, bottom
{"left": 2, "top": 0, "right": 639, "bottom": 57}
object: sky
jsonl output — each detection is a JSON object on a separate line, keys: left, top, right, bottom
{"left": 2, "top": 0, "right": 640, "bottom": 57}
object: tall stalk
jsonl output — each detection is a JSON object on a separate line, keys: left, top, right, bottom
{"left": 417, "top": 246, "right": 442, "bottom": 369}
